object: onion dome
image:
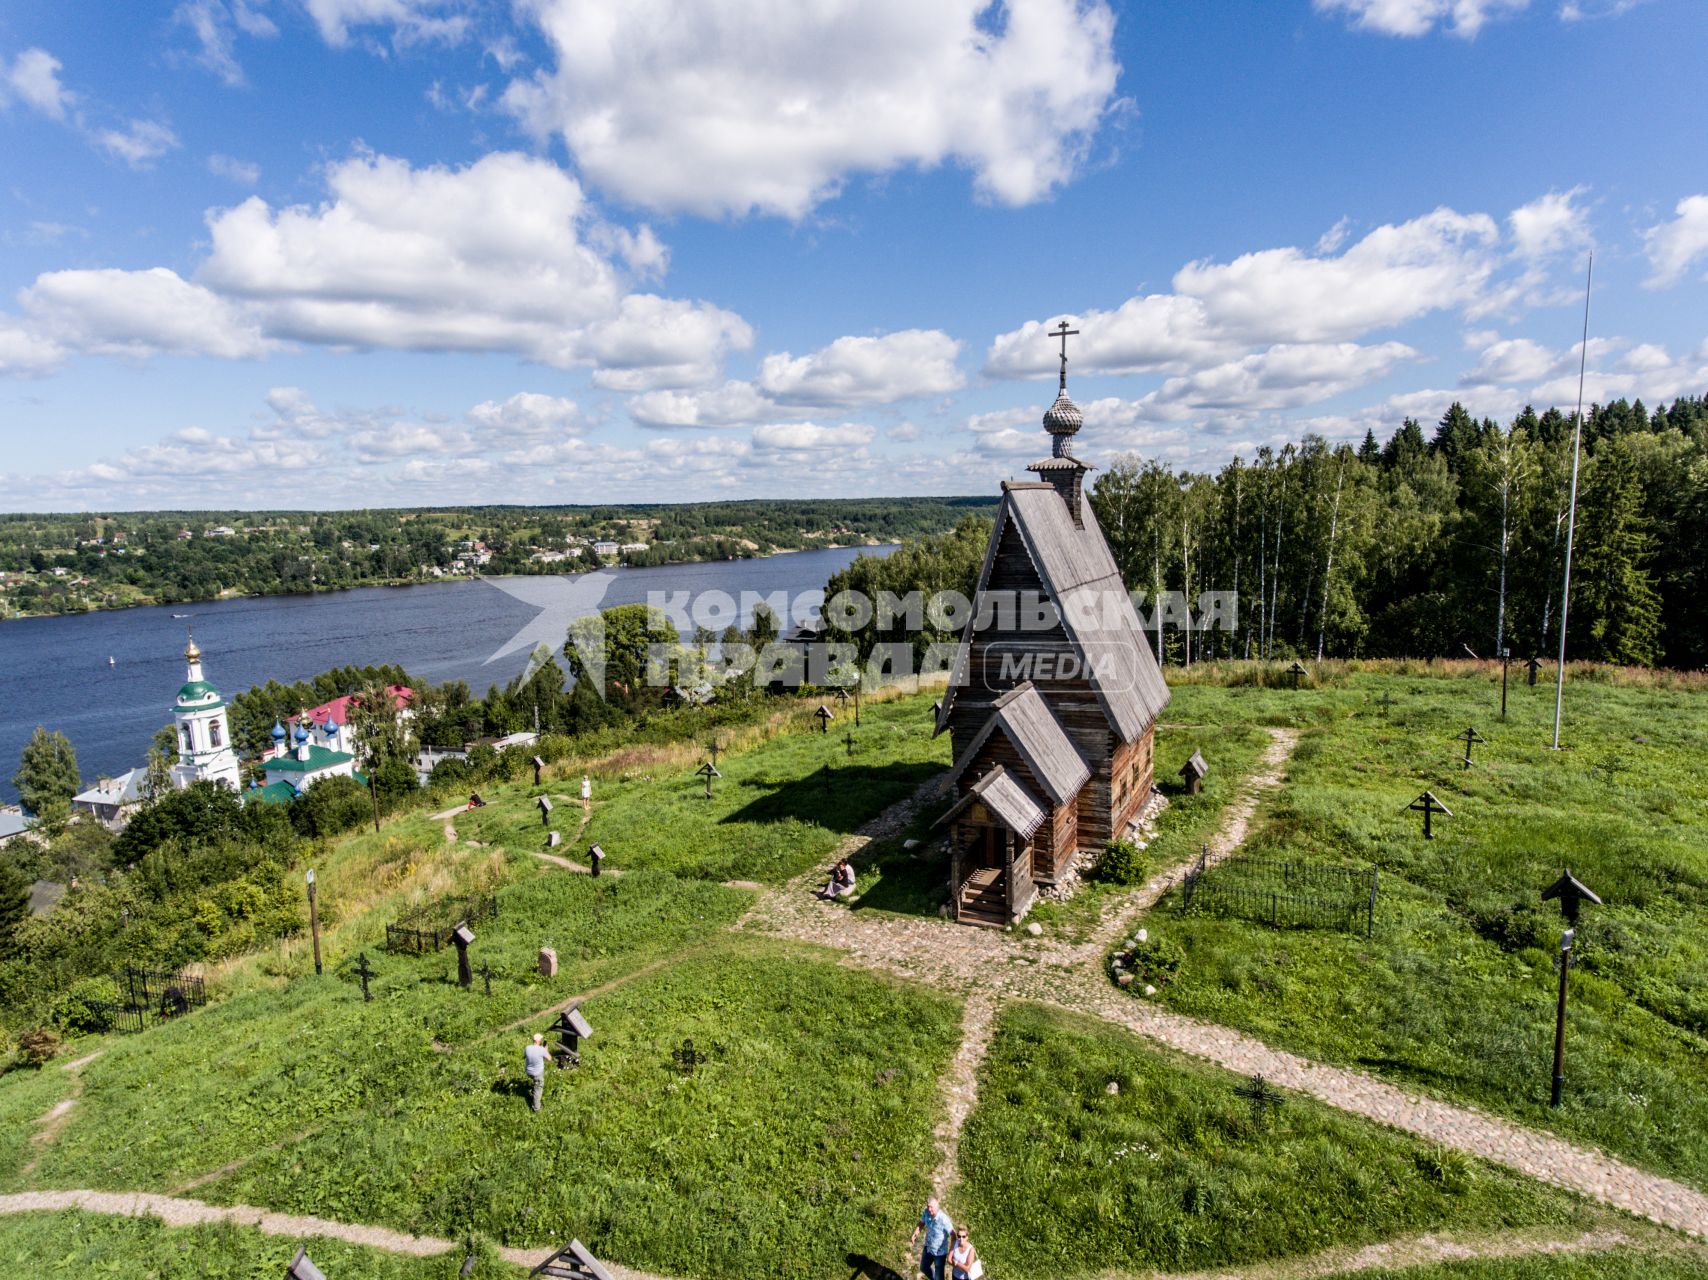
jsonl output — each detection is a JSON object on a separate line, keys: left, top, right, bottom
{"left": 185, "top": 633, "right": 202, "bottom": 662}
{"left": 294, "top": 722, "right": 310, "bottom": 744}
{"left": 1042, "top": 390, "right": 1083, "bottom": 457}
{"left": 271, "top": 720, "right": 287, "bottom": 741}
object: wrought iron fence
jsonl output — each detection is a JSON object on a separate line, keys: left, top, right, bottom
{"left": 81, "top": 999, "right": 146, "bottom": 1035}
{"left": 384, "top": 893, "right": 499, "bottom": 954}
{"left": 1180, "top": 849, "right": 1378, "bottom": 937}
{"left": 119, "top": 966, "right": 208, "bottom": 1019}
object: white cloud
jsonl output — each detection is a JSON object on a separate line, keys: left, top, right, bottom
{"left": 301, "top": 0, "right": 469, "bottom": 47}
{"left": 1461, "top": 336, "right": 1556, "bottom": 385}
{"left": 759, "top": 329, "right": 965, "bottom": 406}
{"left": 1559, "top": 0, "right": 1647, "bottom": 20}
{"left": 174, "top": 0, "right": 247, "bottom": 85}
{"left": 1146, "top": 341, "right": 1418, "bottom": 414}
{"left": 97, "top": 119, "right": 180, "bottom": 168}
{"left": 627, "top": 381, "right": 773, "bottom": 429}
{"left": 1509, "top": 187, "right": 1590, "bottom": 259}
{"left": 503, "top": 0, "right": 1122, "bottom": 218}
{"left": 208, "top": 153, "right": 260, "bottom": 185}
{"left": 20, "top": 267, "right": 273, "bottom": 359}
{"left": 751, "top": 422, "right": 876, "bottom": 451}
{"left": 468, "top": 391, "right": 581, "bottom": 439}
{"left": 1642, "top": 195, "right": 1708, "bottom": 289}
{"left": 2, "top": 47, "right": 73, "bottom": 119}
{"left": 0, "top": 320, "right": 64, "bottom": 376}
{"left": 580, "top": 294, "right": 752, "bottom": 391}
{"left": 987, "top": 208, "right": 1498, "bottom": 378}
{"left": 1314, "top": 0, "right": 1530, "bottom": 37}
{"left": 196, "top": 150, "right": 745, "bottom": 380}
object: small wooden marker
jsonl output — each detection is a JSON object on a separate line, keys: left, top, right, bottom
{"left": 1406, "top": 790, "right": 1452, "bottom": 839}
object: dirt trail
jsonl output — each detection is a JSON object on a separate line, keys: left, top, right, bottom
{"left": 930, "top": 992, "right": 997, "bottom": 1201}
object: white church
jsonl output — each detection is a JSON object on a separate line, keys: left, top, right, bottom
{"left": 170, "top": 633, "right": 243, "bottom": 792}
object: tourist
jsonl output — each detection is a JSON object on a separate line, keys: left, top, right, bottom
{"left": 910, "top": 1196, "right": 953, "bottom": 1280}
{"left": 524, "top": 1032, "right": 552, "bottom": 1112}
{"left": 949, "top": 1226, "right": 981, "bottom": 1280}
{"left": 818, "top": 857, "right": 856, "bottom": 900}
{"left": 581, "top": 774, "right": 592, "bottom": 802}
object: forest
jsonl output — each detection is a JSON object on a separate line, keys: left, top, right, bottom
{"left": 825, "top": 395, "right": 1708, "bottom": 669}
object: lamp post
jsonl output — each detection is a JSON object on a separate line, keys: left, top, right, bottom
{"left": 305, "top": 868, "right": 322, "bottom": 976}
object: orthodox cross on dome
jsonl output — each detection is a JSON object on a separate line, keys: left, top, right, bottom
{"left": 1051, "top": 319, "right": 1080, "bottom": 391}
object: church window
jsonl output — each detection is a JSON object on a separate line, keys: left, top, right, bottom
{"left": 182, "top": 725, "right": 194, "bottom": 753}
{"left": 210, "top": 720, "right": 223, "bottom": 748}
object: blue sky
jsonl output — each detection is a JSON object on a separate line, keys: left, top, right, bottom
{"left": 1, "top": 0, "right": 1705, "bottom": 510}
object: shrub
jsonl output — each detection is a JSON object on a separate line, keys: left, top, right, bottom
{"left": 1124, "top": 934, "right": 1185, "bottom": 989}
{"left": 17, "top": 1025, "right": 62, "bottom": 1067}
{"left": 1091, "top": 838, "right": 1146, "bottom": 885}
{"left": 1413, "top": 1144, "right": 1477, "bottom": 1194}
{"left": 50, "top": 976, "right": 123, "bottom": 1033}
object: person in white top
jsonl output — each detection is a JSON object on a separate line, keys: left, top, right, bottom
{"left": 580, "top": 775, "right": 592, "bottom": 802}
{"left": 949, "top": 1226, "right": 981, "bottom": 1280}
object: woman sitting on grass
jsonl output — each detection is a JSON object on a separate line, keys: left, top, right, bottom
{"left": 817, "top": 857, "right": 856, "bottom": 900}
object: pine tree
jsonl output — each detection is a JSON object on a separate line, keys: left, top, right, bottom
{"left": 0, "top": 859, "right": 31, "bottom": 958}
{"left": 1572, "top": 440, "right": 1661, "bottom": 665}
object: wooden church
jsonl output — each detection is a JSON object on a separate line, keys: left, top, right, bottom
{"left": 935, "top": 324, "right": 1171, "bottom": 927}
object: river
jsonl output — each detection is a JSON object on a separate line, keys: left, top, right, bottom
{"left": 0, "top": 546, "right": 889, "bottom": 803}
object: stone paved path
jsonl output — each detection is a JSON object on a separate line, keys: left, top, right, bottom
{"left": 0, "top": 1189, "right": 671, "bottom": 1279}
{"left": 741, "top": 727, "right": 1708, "bottom": 1241}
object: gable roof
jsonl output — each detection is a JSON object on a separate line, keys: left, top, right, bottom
{"left": 936, "top": 482, "right": 1170, "bottom": 742}
{"left": 290, "top": 685, "right": 414, "bottom": 729}
{"left": 73, "top": 767, "right": 148, "bottom": 808}
{"left": 934, "top": 766, "right": 1046, "bottom": 841}
{"left": 943, "top": 682, "right": 1090, "bottom": 805}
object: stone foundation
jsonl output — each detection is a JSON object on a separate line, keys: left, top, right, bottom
{"left": 1037, "top": 788, "right": 1169, "bottom": 904}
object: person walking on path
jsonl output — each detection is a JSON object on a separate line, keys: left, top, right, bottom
{"left": 524, "top": 1033, "right": 552, "bottom": 1112}
{"left": 910, "top": 1196, "right": 953, "bottom": 1280}
{"left": 949, "top": 1226, "right": 981, "bottom": 1280}
{"left": 580, "top": 775, "right": 592, "bottom": 803}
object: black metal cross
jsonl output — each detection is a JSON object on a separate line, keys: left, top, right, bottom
{"left": 353, "top": 951, "right": 377, "bottom": 1003}
{"left": 1051, "top": 319, "right": 1080, "bottom": 387}
{"left": 1285, "top": 660, "right": 1307, "bottom": 690}
{"left": 1406, "top": 789, "right": 1452, "bottom": 839}
{"left": 1234, "top": 1074, "right": 1284, "bottom": 1127}
{"left": 1454, "top": 725, "right": 1486, "bottom": 769}
{"left": 672, "top": 1037, "right": 707, "bottom": 1077}
{"left": 1374, "top": 690, "right": 1398, "bottom": 718}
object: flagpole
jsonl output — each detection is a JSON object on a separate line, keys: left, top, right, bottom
{"left": 1552, "top": 252, "right": 1593, "bottom": 751}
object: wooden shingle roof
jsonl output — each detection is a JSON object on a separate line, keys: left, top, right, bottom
{"left": 937, "top": 481, "right": 1171, "bottom": 741}
{"left": 934, "top": 766, "right": 1046, "bottom": 841}
{"left": 942, "top": 681, "right": 1090, "bottom": 805}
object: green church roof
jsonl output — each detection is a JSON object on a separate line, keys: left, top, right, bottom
{"left": 266, "top": 745, "right": 355, "bottom": 773}
{"left": 176, "top": 680, "right": 225, "bottom": 708}
{"left": 246, "top": 780, "right": 301, "bottom": 806}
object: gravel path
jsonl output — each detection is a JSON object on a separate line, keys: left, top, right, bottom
{"left": 741, "top": 727, "right": 1708, "bottom": 1241}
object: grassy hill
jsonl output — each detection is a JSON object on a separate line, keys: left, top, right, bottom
{"left": 3, "top": 666, "right": 1705, "bottom": 1278}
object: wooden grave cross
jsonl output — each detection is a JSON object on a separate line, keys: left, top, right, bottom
{"left": 1234, "top": 1073, "right": 1285, "bottom": 1127}
{"left": 353, "top": 951, "right": 377, "bottom": 1003}
{"left": 844, "top": 728, "right": 857, "bottom": 758}
{"left": 1406, "top": 790, "right": 1452, "bottom": 840}
{"left": 1454, "top": 725, "right": 1487, "bottom": 769}
{"left": 696, "top": 760, "right": 720, "bottom": 798}
{"left": 814, "top": 704, "right": 834, "bottom": 733}
{"left": 1374, "top": 690, "right": 1398, "bottom": 717}
{"left": 1285, "top": 660, "right": 1307, "bottom": 690}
